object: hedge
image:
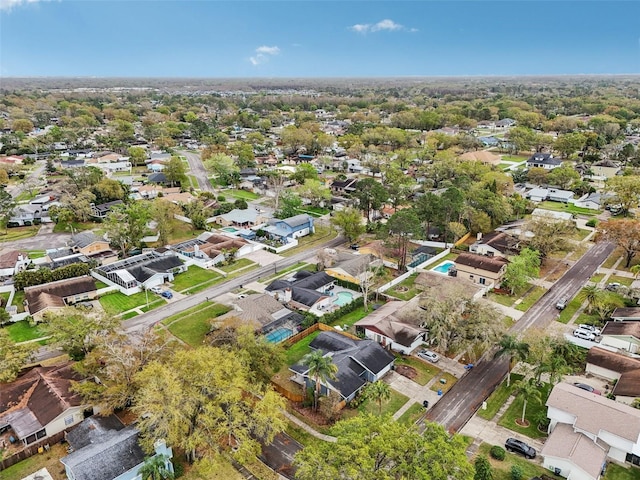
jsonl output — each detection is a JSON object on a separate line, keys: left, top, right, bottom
{"left": 14, "top": 263, "right": 92, "bottom": 290}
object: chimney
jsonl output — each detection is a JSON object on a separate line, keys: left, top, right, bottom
{"left": 283, "top": 288, "right": 292, "bottom": 303}
{"left": 477, "top": 232, "right": 482, "bottom": 241}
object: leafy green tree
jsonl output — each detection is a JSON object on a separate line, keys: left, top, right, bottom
{"left": 92, "top": 178, "right": 126, "bottom": 204}
{"left": 605, "top": 176, "right": 640, "bottom": 216}
{"left": 291, "top": 162, "right": 318, "bottom": 184}
{"left": 362, "top": 380, "right": 391, "bottom": 415}
{"left": 104, "top": 202, "right": 151, "bottom": 257}
{"left": 11, "top": 118, "right": 34, "bottom": 134}
{"left": 524, "top": 215, "right": 575, "bottom": 258}
{"left": 331, "top": 207, "right": 365, "bottom": 242}
{"left": 275, "top": 191, "right": 303, "bottom": 219}
{"left": 513, "top": 378, "right": 542, "bottom": 425}
{"left": 0, "top": 188, "right": 16, "bottom": 233}
{"left": 502, "top": 248, "right": 541, "bottom": 295}
{"left": 597, "top": 219, "right": 640, "bottom": 268}
{"left": 553, "top": 132, "right": 586, "bottom": 158}
{"left": 353, "top": 178, "right": 388, "bottom": 224}
{"left": 294, "top": 414, "right": 474, "bottom": 480}
{"left": 474, "top": 455, "right": 493, "bottom": 480}
{"left": 164, "top": 156, "right": 187, "bottom": 188}
{"left": 302, "top": 350, "right": 338, "bottom": 412}
{"left": 128, "top": 146, "right": 148, "bottom": 167}
{"left": 297, "top": 179, "right": 330, "bottom": 207}
{"left": 205, "top": 153, "right": 238, "bottom": 186}
{"left": 182, "top": 199, "right": 209, "bottom": 230}
{"left": 0, "top": 329, "right": 36, "bottom": 383}
{"left": 495, "top": 335, "right": 529, "bottom": 387}
{"left": 386, "top": 209, "right": 422, "bottom": 271}
{"left": 137, "top": 454, "right": 174, "bottom": 480}
{"left": 547, "top": 164, "right": 581, "bottom": 189}
{"left": 152, "top": 199, "right": 180, "bottom": 246}
{"left": 133, "top": 347, "right": 285, "bottom": 463}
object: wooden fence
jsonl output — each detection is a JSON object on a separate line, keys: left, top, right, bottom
{"left": 270, "top": 382, "right": 305, "bottom": 403}
{"left": 284, "top": 322, "right": 359, "bottom": 347}
{"left": 0, "top": 430, "right": 66, "bottom": 471}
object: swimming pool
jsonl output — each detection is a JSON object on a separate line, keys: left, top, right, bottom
{"left": 265, "top": 327, "right": 293, "bottom": 343}
{"left": 222, "top": 227, "right": 239, "bottom": 233}
{"left": 333, "top": 291, "right": 354, "bottom": 307}
{"left": 431, "top": 260, "right": 455, "bottom": 275}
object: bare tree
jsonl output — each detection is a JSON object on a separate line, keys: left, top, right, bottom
{"left": 266, "top": 171, "right": 288, "bottom": 212}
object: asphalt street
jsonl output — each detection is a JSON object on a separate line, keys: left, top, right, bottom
{"left": 423, "top": 240, "right": 616, "bottom": 433}
{"left": 179, "top": 150, "right": 214, "bottom": 192}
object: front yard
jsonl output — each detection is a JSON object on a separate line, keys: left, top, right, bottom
{"left": 475, "top": 443, "right": 554, "bottom": 480}
{"left": 497, "top": 382, "right": 551, "bottom": 439}
{"left": 218, "top": 258, "right": 256, "bottom": 273}
{"left": 394, "top": 355, "right": 439, "bottom": 386}
{"left": 99, "top": 291, "right": 163, "bottom": 316}
{"left": 477, "top": 374, "right": 524, "bottom": 420}
{"left": 171, "top": 266, "right": 222, "bottom": 293}
{"left": 515, "top": 286, "right": 547, "bottom": 312}
{"left": 0, "top": 226, "right": 39, "bottom": 242}
{"left": 162, "top": 302, "right": 231, "bottom": 347}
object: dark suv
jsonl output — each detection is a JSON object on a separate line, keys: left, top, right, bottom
{"left": 505, "top": 437, "right": 536, "bottom": 459}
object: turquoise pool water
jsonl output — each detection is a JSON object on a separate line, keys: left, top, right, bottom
{"left": 333, "top": 291, "right": 354, "bottom": 307}
{"left": 431, "top": 260, "right": 454, "bottom": 274}
{"left": 265, "top": 327, "right": 293, "bottom": 343}
{"left": 222, "top": 227, "right": 239, "bottom": 233}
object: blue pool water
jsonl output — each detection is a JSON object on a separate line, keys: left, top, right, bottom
{"left": 222, "top": 227, "right": 239, "bottom": 233}
{"left": 265, "top": 327, "right": 293, "bottom": 343}
{"left": 333, "top": 291, "right": 354, "bottom": 307}
{"left": 431, "top": 260, "right": 455, "bottom": 274}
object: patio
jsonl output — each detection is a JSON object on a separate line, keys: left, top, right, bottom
{"left": 309, "top": 285, "right": 362, "bottom": 316}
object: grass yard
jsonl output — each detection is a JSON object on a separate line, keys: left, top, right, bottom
{"left": 386, "top": 274, "right": 420, "bottom": 301}
{"left": 4, "top": 320, "right": 46, "bottom": 343}
{"left": 498, "top": 382, "right": 551, "bottom": 439}
{"left": 575, "top": 228, "right": 593, "bottom": 241}
{"left": 281, "top": 225, "right": 338, "bottom": 257}
{"left": 603, "top": 249, "right": 623, "bottom": 269}
{"left": 225, "top": 189, "right": 260, "bottom": 200}
{"left": 608, "top": 274, "right": 635, "bottom": 287}
{"left": 603, "top": 463, "right": 640, "bottom": 480}
{"left": 397, "top": 402, "right": 425, "bottom": 425}
{"left": 591, "top": 273, "right": 605, "bottom": 284}
{"left": 475, "top": 442, "right": 554, "bottom": 480}
{"left": 26, "top": 249, "right": 46, "bottom": 259}
{"left": 167, "top": 226, "right": 207, "bottom": 244}
{"left": 500, "top": 155, "right": 529, "bottom": 162}
{"left": 99, "top": 291, "right": 162, "bottom": 315}
{"left": 499, "top": 162, "right": 514, "bottom": 170}
{"left": 164, "top": 302, "right": 231, "bottom": 346}
{"left": 12, "top": 290, "right": 25, "bottom": 313}
{"left": 395, "top": 356, "right": 439, "bottom": 386}
{"left": 558, "top": 295, "right": 584, "bottom": 324}
{"left": 430, "top": 372, "right": 457, "bottom": 393}
{"left": 477, "top": 374, "right": 524, "bottom": 420}
{"left": 356, "top": 389, "right": 409, "bottom": 416}
{"left": 515, "top": 286, "right": 547, "bottom": 312}
{"left": 285, "top": 330, "right": 321, "bottom": 365}
{"left": 218, "top": 258, "right": 255, "bottom": 273}
{"left": 285, "top": 422, "right": 320, "bottom": 448}
{"left": 330, "top": 303, "right": 381, "bottom": 329}
{"left": 121, "top": 311, "right": 138, "bottom": 320}
{"left": 0, "top": 290, "right": 10, "bottom": 306}
{"left": 538, "top": 200, "right": 598, "bottom": 216}
{"left": 95, "top": 280, "right": 108, "bottom": 289}
{"left": 0, "top": 226, "right": 39, "bottom": 243}
{"left": 171, "top": 266, "right": 222, "bottom": 292}
{"left": 488, "top": 292, "right": 517, "bottom": 307}
{"left": 2, "top": 443, "right": 68, "bottom": 480}
{"left": 52, "top": 221, "right": 101, "bottom": 234}
{"left": 259, "top": 262, "right": 311, "bottom": 283}
{"left": 296, "top": 206, "right": 330, "bottom": 217}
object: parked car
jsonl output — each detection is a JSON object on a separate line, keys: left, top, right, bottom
{"left": 505, "top": 437, "right": 536, "bottom": 459}
{"left": 556, "top": 297, "right": 568, "bottom": 310}
{"left": 573, "top": 382, "right": 602, "bottom": 395}
{"left": 161, "top": 290, "right": 173, "bottom": 299}
{"left": 606, "top": 282, "right": 621, "bottom": 291}
{"left": 417, "top": 350, "right": 440, "bottom": 363}
{"left": 74, "top": 302, "right": 93, "bottom": 310}
{"left": 150, "top": 286, "right": 163, "bottom": 294}
{"left": 577, "top": 324, "right": 601, "bottom": 336}
{"left": 573, "top": 329, "right": 596, "bottom": 341}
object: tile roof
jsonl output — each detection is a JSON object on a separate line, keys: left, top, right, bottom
{"left": 24, "top": 276, "right": 97, "bottom": 316}
{"left": 541, "top": 423, "right": 607, "bottom": 480}
{"left": 454, "top": 252, "right": 509, "bottom": 273}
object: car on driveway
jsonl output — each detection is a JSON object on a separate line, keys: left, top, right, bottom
{"left": 150, "top": 286, "right": 163, "bottom": 294}
{"left": 573, "top": 329, "right": 596, "bottom": 341}
{"left": 606, "top": 282, "right": 621, "bottom": 291}
{"left": 505, "top": 437, "right": 536, "bottom": 459}
{"left": 161, "top": 290, "right": 173, "bottom": 299}
{"left": 573, "top": 382, "right": 602, "bottom": 395}
{"left": 417, "top": 350, "right": 440, "bottom": 363}
{"left": 577, "top": 324, "right": 601, "bottom": 336}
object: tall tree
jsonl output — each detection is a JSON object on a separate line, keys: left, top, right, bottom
{"left": 362, "top": 380, "right": 391, "bottom": 415}
{"left": 297, "top": 179, "right": 331, "bottom": 207}
{"left": 330, "top": 207, "right": 365, "bottom": 242}
{"left": 275, "top": 191, "right": 303, "bottom": 219}
{"left": 291, "top": 163, "right": 318, "bottom": 184}
{"left": 137, "top": 454, "right": 174, "bottom": 480}
{"left": 0, "top": 329, "right": 36, "bottom": 383}
{"left": 353, "top": 178, "right": 388, "bottom": 224}
{"left": 0, "top": 188, "right": 16, "bottom": 234}
{"left": 128, "top": 146, "right": 147, "bottom": 166}
{"left": 513, "top": 378, "right": 542, "bottom": 425}
{"left": 294, "top": 414, "right": 474, "bottom": 480}
{"left": 104, "top": 202, "right": 151, "bottom": 256}
{"left": 302, "top": 350, "right": 338, "bottom": 412}
{"left": 502, "top": 248, "right": 541, "bottom": 295}
{"left": 264, "top": 171, "right": 288, "bottom": 212}
{"left": 133, "top": 347, "right": 285, "bottom": 463}
{"left": 597, "top": 219, "right": 640, "bottom": 268}
{"left": 386, "top": 209, "right": 422, "bottom": 272}
{"left": 152, "top": 199, "right": 180, "bottom": 246}
{"left": 605, "top": 176, "right": 640, "bottom": 216}
{"left": 524, "top": 215, "right": 575, "bottom": 258}
{"left": 495, "top": 335, "right": 529, "bottom": 387}
{"left": 164, "top": 156, "right": 187, "bottom": 188}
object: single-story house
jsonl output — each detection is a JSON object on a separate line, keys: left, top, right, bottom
{"left": 354, "top": 300, "right": 427, "bottom": 355}
{"left": 90, "top": 200, "right": 123, "bottom": 220}
{"left": 263, "top": 214, "right": 314, "bottom": 240}
{"left": 94, "top": 161, "right": 132, "bottom": 175}
{"left": 600, "top": 322, "right": 640, "bottom": 353}
{"left": 265, "top": 270, "right": 334, "bottom": 312}
{"left": 526, "top": 153, "right": 562, "bottom": 170}
{"left": 477, "top": 136, "right": 500, "bottom": 147}
{"left": 25, "top": 276, "right": 98, "bottom": 321}
{"left": 586, "top": 346, "right": 640, "bottom": 383}
{"left": 531, "top": 208, "right": 574, "bottom": 223}
{"left": 330, "top": 178, "right": 358, "bottom": 195}
{"left": 469, "top": 231, "right": 519, "bottom": 258}
{"left": 525, "top": 188, "right": 574, "bottom": 203}
{"left": 69, "top": 232, "right": 117, "bottom": 264}
{"left": 612, "top": 369, "right": 640, "bottom": 406}
{"left": 290, "top": 331, "right": 395, "bottom": 402}
{"left": 574, "top": 192, "right": 612, "bottom": 211}
{"left": 9, "top": 204, "right": 42, "bottom": 226}
{"left": 93, "top": 251, "right": 185, "bottom": 295}
{"left": 324, "top": 253, "right": 380, "bottom": 286}
{"left": 61, "top": 415, "right": 173, "bottom": 480}
{"left": 0, "top": 249, "right": 30, "bottom": 277}
{"left": 496, "top": 118, "right": 516, "bottom": 128}
{"left": 545, "top": 382, "right": 640, "bottom": 471}
{"left": 0, "top": 363, "right": 94, "bottom": 445}
{"left": 590, "top": 160, "right": 621, "bottom": 180}
{"left": 612, "top": 308, "right": 640, "bottom": 322}
{"left": 453, "top": 252, "right": 509, "bottom": 286}
{"left": 169, "top": 232, "right": 256, "bottom": 268}
{"left": 214, "top": 207, "right": 270, "bottom": 228}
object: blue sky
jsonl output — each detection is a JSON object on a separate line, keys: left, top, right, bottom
{"left": 1, "top": 1, "right": 639, "bottom": 77}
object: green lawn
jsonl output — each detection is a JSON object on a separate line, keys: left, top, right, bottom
{"left": 476, "top": 442, "right": 554, "bottom": 480}
{"left": 603, "top": 463, "right": 640, "bottom": 480}
{"left": 281, "top": 224, "right": 338, "bottom": 257}
{"left": 12, "top": 290, "right": 25, "bottom": 313}
{"left": 218, "top": 258, "right": 255, "bottom": 273}
{"left": 296, "top": 206, "right": 330, "bottom": 217}
{"left": 591, "top": 273, "right": 605, "bottom": 284}
{"left": 53, "top": 221, "right": 101, "bottom": 234}
{"left": 26, "top": 249, "right": 46, "bottom": 259}
{"left": 0, "top": 226, "right": 39, "bottom": 242}
{"left": 488, "top": 292, "right": 517, "bottom": 307}
{"left": 95, "top": 280, "right": 108, "bottom": 289}
{"left": 171, "top": 266, "right": 222, "bottom": 292}
{"left": 285, "top": 422, "right": 321, "bottom": 448}
{"left": 608, "top": 274, "right": 635, "bottom": 287}
{"left": 259, "top": 262, "right": 311, "bottom": 283}
{"left": 500, "top": 155, "right": 529, "bottom": 162}
{"left": 285, "top": 330, "right": 321, "bottom": 365}
{"left": 395, "top": 356, "right": 439, "bottom": 386}
{"left": 515, "top": 286, "right": 547, "bottom": 312}
{"left": 357, "top": 389, "right": 409, "bottom": 416}
{"left": 225, "top": 189, "right": 260, "bottom": 200}
{"left": 165, "top": 302, "right": 231, "bottom": 347}
{"left": 538, "top": 201, "right": 598, "bottom": 216}
{"left": 1, "top": 443, "right": 68, "bottom": 480}
{"left": 498, "top": 382, "right": 551, "bottom": 439}
{"left": 99, "top": 291, "right": 163, "bottom": 315}
{"left": 386, "top": 274, "right": 420, "bottom": 301}
{"left": 0, "top": 290, "right": 10, "bottom": 306}
{"left": 397, "top": 402, "right": 425, "bottom": 425}
{"left": 330, "top": 303, "right": 381, "bottom": 328}
{"left": 430, "top": 372, "right": 457, "bottom": 393}
{"left": 498, "top": 162, "right": 514, "bottom": 170}
{"left": 121, "top": 311, "right": 139, "bottom": 320}
{"left": 558, "top": 295, "right": 584, "bottom": 324}
{"left": 4, "top": 320, "right": 46, "bottom": 342}
{"left": 603, "top": 249, "right": 622, "bottom": 269}
{"left": 575, "top": 228, "right": 593, "bottom": 241}
{"left": 477, "top": 374, "right": 524, "bottom": 420}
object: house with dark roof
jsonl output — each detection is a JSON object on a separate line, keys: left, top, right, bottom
{"left": 330, "top": 178, "right": 358, "bottom": 195}
{"left": 453, "top": 252, "right": 509, "bottom": 286}
{"left": 69, "top": 232, "right": 117, "bottom": 265}
{"left": 290, "top": 331, "right": 395, "bottom": 402}
{"left": 0, "top": 249, "right": 30, "bottom": 278}
{"left": 574, "top": 192, "right": 613, "bottom": 211}
{"left": 0, "top": 364, "right": 94, "bottom": 445}
{"left": 612, "top": 308, "right": 640, "bottom": 322}
{"left": 544, "top": 382, "right": 640, "bottom": 474}
{"left": 169, "top": 232, "right": 256, "bottom": 268}
{"left": 469, "top": 231, "right": 519, "bottom": 258}
{"left": 93, "top": 251, "right": 185, "bottom": 295}
{"left": 25, "top": 276, "right": 97, "bottom": 321}
{"left": 90, "top": 200, "right": 123, "bottom": 219}
{"left": 354, "top": 300, "right": 427, "bottom": 355}
{"left": 600, "top": 322, "right": 640, "bottom": 354}
{"left": 263, "top": 214, "right": 314, "bottom": 240}
{"left": 324, "top": 253, "right": 381, "bottom": 286}
{"left": 526, "top": 153, "right": 562, "bottom": 170}
{"left": 586, "top": 347, "right": 640, "bottom": 405}
{"left": 61, "top": 415, "right": 173, "bottom": 480}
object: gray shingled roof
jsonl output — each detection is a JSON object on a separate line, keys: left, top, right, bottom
{"left": 70, "top": 232, "right": 102, "bottom": 249}
{"left": 66, "top": 415, "right": 125, "bottom": 450}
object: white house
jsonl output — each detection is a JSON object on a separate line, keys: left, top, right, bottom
{"left": 600, "top": 322, "right": 640, "bottom": 353}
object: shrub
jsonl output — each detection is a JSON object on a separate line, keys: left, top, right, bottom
{"left": 586, "top": 218, "right": 598, "bottom": 227}
{"left": 217, "top": 195, "right": 226, "bottom": 202}
{"left": 234, "top": 198, "right": 248, "bottom": 210}
{"left": 489, "top": 445, "right": 505, "bottom": 461}
{"left": 510, "top": 465, "right": 524, "bottom": 480}
{"left": 474, "top": 455, "right": 493, "bottom": 480}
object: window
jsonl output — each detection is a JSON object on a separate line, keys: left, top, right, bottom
{"left": 479, "top": 278, "right": 486, "bottom": 285}
{"left": 64, "top": 415, "right": 74, "bottom": 426}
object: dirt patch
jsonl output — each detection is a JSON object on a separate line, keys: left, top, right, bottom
{"left": 515, "top": 419, "right": 530, "bottom": 427}
{"left": 395, "top": 365, "right": 418, "bottom": 381}
{"left": 541, "top": 257, "right": 569, "bottom": 282}
{"left": 289, "top": 402, "right": 332, "bottom": 428}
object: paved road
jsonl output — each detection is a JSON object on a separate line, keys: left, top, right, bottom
{"left": 0, "top": 232, "right": 71, "bottom": 250}
{"left": 179, "top": 150, "right": 214, "bottom": 192}
{"left": 122, "top": 235, "right": 344, "bottom": 332}
{"left": 9, "top": 161, "right": 46, "bottom": 199}
{"left": 423, "top": 240, "right": 616, "bottom": 433}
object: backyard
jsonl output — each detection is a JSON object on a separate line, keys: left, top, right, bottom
{"left": 12, "top": 290, "right": 25, "bottom": 313}
{"left": 284, "top": 330, "right": 321, "bottom": 365}
{"left": 2, "top": 444, "right": 68, "bottom": 480}
{"left": 386, "top": 274, "right": 420, "bottom": 301}
{"left": 4, "top": 320, "right": 46, "bottom": 343}
{"left": 162, "top": 302, "right": 231, "bottom": 346}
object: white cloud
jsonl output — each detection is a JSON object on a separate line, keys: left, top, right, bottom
{"left": 248, "top": 45, "right": 280, "bottom": 66}
{"left": 0, "top": 0, "right": 49, "bottom": 11}
{"left": 349, "top": 18, "right": 417, "bottom": 34}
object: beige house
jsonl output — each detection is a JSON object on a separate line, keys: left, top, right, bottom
{"left": 24, "top": 276, "right": 97, "bottom": 321}
{"left": 453, "top": 252, "right": 508, "bottom": 286}
{"left": 590, "top": 160, "right": 621, "bottom": 180}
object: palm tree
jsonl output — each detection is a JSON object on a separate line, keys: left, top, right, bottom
{"left": 630, "top": 265, "right": 640, "bottom": 279}
{"left": 137, "top": 454, "right": 174, "bottom": 480}
{"left": 514, "top": 379, "right": 542, "bottom": 426}
{"left": 580, "top": 285, "right": 602, "bottom": 314}
{"left": 363, "top": 380, "right": 392, "bottom": 414}
{"left": 495, "top": 335, "right": 529, "bottom": 387}
{"left": 537, "top": 355, "right": 572, "bottom": 387}
{"left": 302, "top": 351, "right": 338, "bottom": 412}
